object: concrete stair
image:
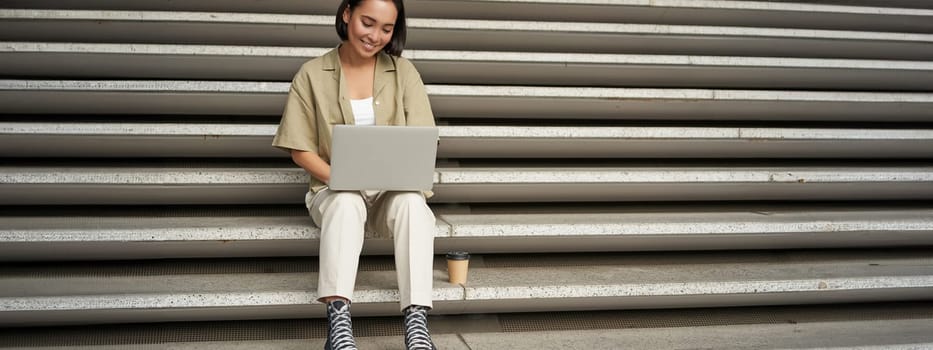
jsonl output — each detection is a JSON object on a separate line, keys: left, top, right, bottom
{"left": 3, "top": 122, "right": 933, "bottom": 158}
{"left": 4, "top": 80, "right": 933, "bottom": 120}
{"left": 1, "top": 0, "right": 932, "bottom": 348}
{"left": 3, "top": 250, "right": 932, "bottom": 326}
{"left": 3, "top": 303, "right": 933, "bottom": 349}
{"left": 5, "top": 0, "right": 933, "bottom": 33}
{"left": 5, "top": 43, "right": 933, "bottom": 90}
{"left": 3, "top": 205, "right": 931, "bottom": 260}
{"left": 2, "top": 9, "right": 933, "bottom": 58}
{"left": 2, "top": 164, "right": 932, "bottom": 204}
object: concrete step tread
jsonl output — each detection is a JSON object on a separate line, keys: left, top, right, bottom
{"left": 3, "top": 208, "right": 931, "bottom": 241}
{"left": 4, "top": 318, "right": 933, "bottom": 350}
{"left": 5, "top": 43, "right": 933, "bottom": 89}
{"left": 3, "top": 206, "right": 932, "bottom": 259}
{"left": 6, "top": 42, "right": 933, "bottom": 70}
{"left": 3, "top": 165, "right": 931, "bottom": 204}
{"left": 5, "top": 122, "right": 933, "bottom": 140}
{"left": 3, "top": 80, "right": 931, "bottom": 121}
{"left": 2, "top": 9, "right": 930, "bottom": 43}
{"left": 1, "top": 251, "right": 931, "bottom": 314}
{"left": 440, "top": 209, "right": 933, "bottom": 236}
{"left": 2, "top": 250, "right": 931, "bottom": 297}
{"left": 4, "top": 79, "right": 932, "bottom": 102}
{"left": 437, "top": 125, "right": 933, "bottom": 157}
{"left": 436, "top": 167, "right": 933, "bottom": 183}
{"left": 4, "top": 122, "right": 933, "bottom": 158}
{"left": 4, "top": 10, "right": 930, "bottom": 59}
{"left": 3, "top": 166, "right": 931, "bottom": 184}
{"left": 8, "top": 0, "right": 933, "bottom": 18}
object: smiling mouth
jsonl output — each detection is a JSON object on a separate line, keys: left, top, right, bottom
{"left": 361, "top": 40, "right": 378, "bottom": 50}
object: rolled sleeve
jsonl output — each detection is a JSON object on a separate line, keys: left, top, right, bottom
{"left": 399, "top": 59, "right": 436, "bottom": 127}
{"left": 272, "top": 71, "right": 319, "bottom": 154}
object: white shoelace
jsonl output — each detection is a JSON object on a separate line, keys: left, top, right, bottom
{"left": 404, "top": 306, "right": 435, "bottom": 350}
{"left": 327, "top": 301, "right": 358, "bottom": 350}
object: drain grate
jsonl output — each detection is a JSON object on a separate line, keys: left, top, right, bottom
{"left": 1, "top": 302, "right": 931, "bottom": 347}
{"left": 498, "top": 302, "right": 933, "bottom": 332}
{"left": 0, "top": 317, "right": 411, "bottom": 347}
{"left": 0, "top": 256, "right": 399, "bottom": 278}
{"left": 0, "top": 205, "right": 309, "bottom": 218}
{"left": 0, "top": 317, "right": 402, "bottom": 347}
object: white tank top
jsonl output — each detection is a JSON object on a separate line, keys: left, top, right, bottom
{"left": 349, "top": 97, "right": 375, "bottom": 126}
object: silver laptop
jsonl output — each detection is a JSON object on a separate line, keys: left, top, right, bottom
{"left": 328, "top": 125, "right": 439, "bottom": 191}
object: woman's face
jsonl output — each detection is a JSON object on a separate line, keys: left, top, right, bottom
{"left": 342, "top": 0, "right": 398, "bottom": 59}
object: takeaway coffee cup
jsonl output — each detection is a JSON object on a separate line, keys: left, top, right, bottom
{"left": 446, "top": 251, "right": 470, "bottom": 284}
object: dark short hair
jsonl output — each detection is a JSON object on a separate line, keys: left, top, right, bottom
{"left": 335, "top": 0, "right": 407, "bottom": 56}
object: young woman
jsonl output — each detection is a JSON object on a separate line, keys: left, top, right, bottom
{"left": 272, "top": 0, "right": 437, "bottom": 349}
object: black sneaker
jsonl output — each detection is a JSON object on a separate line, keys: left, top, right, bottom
{"left": 403, "top": 305, "right": 437, "bottom": 350}
{"left": 325, "top": 300, "right": 358, "bottom": 350}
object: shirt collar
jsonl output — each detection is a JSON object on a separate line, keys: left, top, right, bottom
{"left": 322, "top": 46, "right": 397, "bottom": 77}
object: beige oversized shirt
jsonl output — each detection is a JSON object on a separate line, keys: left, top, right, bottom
{"left": 272, "top": 47, "right": 437, "bottom": 194}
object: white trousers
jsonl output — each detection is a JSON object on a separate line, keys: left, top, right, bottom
{"left": 306, "top": 189, "right": 436, "bottom": 311}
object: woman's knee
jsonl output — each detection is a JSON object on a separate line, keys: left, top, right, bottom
{"left": 387, "top": 192, "right": 434, "bottom": 222}
{"left": 324, "top": 192, "right": 367, "bottom": 218}
{"left": 391, "top": 192, "right": 429, "bottom": 210}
